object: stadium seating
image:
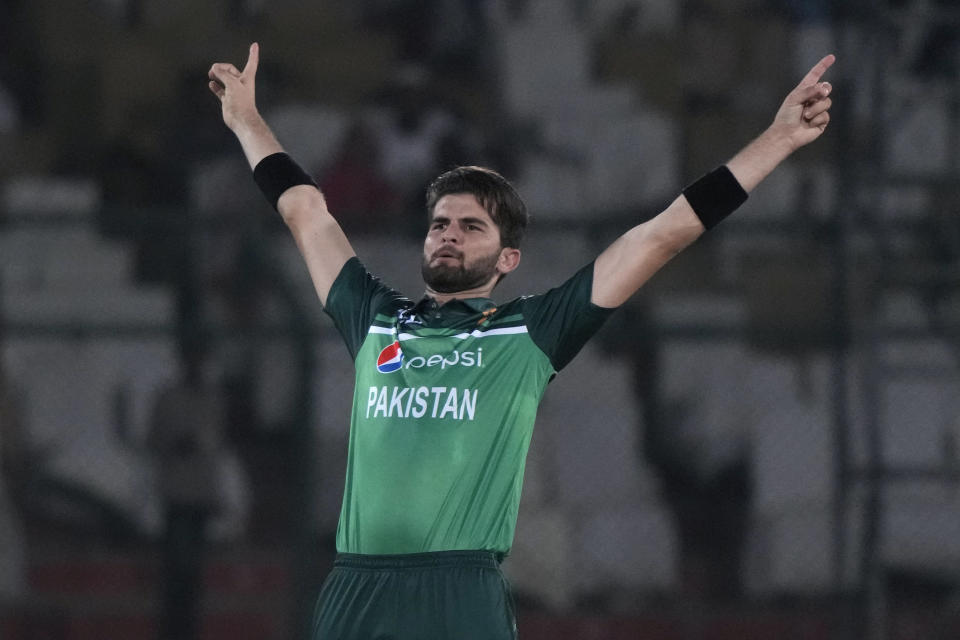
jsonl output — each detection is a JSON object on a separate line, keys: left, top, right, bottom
{"left": 0, "top": 214, "right": 176, "bottom": 537}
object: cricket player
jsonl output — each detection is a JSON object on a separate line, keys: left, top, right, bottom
{"left": 209, "top": 42, "right": 834, "bottom": 639}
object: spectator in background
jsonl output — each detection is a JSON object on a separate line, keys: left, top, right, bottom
{"left": 148, "top": 341, "right": 230, "bottom": 640}
{"left": 370, "top": 66, "right": 465, "bottom": 227}
{"left": 319, "top": 120, "right": 401, "bottom": 233}
{"left": 357, "top": 0, "right": 489, "bottom": 76}
{"left": 94, "top": 101, "right": 191, "bottom": 286}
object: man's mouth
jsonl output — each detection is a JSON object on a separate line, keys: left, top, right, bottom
{"left": 432, "top": 248, "right": 463, "bottom": 261}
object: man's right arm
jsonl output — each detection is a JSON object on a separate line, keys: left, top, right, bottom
{"left": 208, "top": 43, "right": 355, "bottom": 306}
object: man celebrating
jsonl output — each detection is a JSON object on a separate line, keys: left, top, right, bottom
{"left": 208, "top": 43, "right": 834, "bottom": 639}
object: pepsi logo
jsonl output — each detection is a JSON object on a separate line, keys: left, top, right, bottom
{"left": 376, "top": 341, "right": 404, "bottom": 373}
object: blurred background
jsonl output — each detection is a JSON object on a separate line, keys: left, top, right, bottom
{"left": 2, "top": 0, "right": 960, "bottom": 638}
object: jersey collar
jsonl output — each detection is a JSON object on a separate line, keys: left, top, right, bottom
{"left": 413, "top": 296, "right": 497, "bottom": 317}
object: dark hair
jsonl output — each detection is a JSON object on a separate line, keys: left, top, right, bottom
{"left": 425, "top": 166, "right": 528, "bottom": 249}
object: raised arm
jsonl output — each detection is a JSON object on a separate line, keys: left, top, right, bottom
{"left": 208, "top": 43, "right": 355, "bottom": 306}
{"left": 591, "top": 54, "right": 836, "bottom": 308}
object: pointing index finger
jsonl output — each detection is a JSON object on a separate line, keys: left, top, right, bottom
{"left": 242, "top": 42, "right": 259, "bottom": 79}
{"left": 801, "top": 54, "right": 835, "bottom": 87}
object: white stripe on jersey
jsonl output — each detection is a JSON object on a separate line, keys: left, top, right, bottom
{"left": 453, "top": 327, "right": 529, "bottom": 339}
{"left": 367, "top": 326, "right": 528, "bottom": 340}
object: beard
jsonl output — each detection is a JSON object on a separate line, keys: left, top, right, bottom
{"left": 421, "top": 247, "right": 501, "bottom": 294}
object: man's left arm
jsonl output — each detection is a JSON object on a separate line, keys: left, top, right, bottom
{"left": 591, "top": 54, "right": 835, "bottom": 308}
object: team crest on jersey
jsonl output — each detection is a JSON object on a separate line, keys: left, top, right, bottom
{"left": 376, "top": 341, "right": 404, "bottom": 373}
{"left": 397, "top": 308, "right": 423, "bottom": 327}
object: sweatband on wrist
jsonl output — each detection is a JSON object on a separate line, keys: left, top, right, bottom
{"left": 253, "top": 152, "right": 317, "bottom": 210}
{"left": 682, "top": 165, "right": 748, "bottom": 230}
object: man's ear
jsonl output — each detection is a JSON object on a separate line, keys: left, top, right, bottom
{"left": 497, "top": 247, "right": 521, "bottom": 275}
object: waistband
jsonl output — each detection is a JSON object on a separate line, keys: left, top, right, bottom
{"left": 334, "top": 550, "right": 503, "bottom": 571}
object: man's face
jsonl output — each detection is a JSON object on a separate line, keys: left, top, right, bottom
{"left": 421, "top": 194, "right": 508, "bottom": 294}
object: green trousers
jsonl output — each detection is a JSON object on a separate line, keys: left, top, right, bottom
{"left": 311, "top": 550, "right": 518, "bottom": 640}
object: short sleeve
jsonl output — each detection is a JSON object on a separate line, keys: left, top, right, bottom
{"left": 521, "top": 262, "right": 616, "bottom": 372}
{"left": 323, "top": 257, "right": 410, "bottom": 360}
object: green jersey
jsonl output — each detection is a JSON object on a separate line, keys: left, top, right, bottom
{"left": 324, "top": 257, "right": 613, "bottom": 555}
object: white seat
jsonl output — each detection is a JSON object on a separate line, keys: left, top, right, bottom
{"left": 870, "top": 340, "right": 960, "bottom": 578}
{"left": 3, "top": 287, "right": 174, "bottom": 326}
{"left": 881, "top": 377, "right": 955, "bottom": 468}
{"left": 880, "top": 289, "right": 930, "bottom": 330}
{"left": 2, "top": 176, "right": 101, "bottom": 216}
{"left": 538, "top": 342, "right": 680, "bottom": 595}
{"left": 3, "top": 336, "right": 177, "bottom": 445}
{"left": 883, "top": 485, "right": 960, "bottom": 577}
{"left": 880, "top": 338, "right": 956, "bottom": 374}
{"left": 0, "top": 229, "right": 132, "bottom": 291}
{"left": 503, "top": 506, "right": 577, "bottom": 610}
{"left": 511, "top": 156, "right": 588, "bottom": 218}
{"left": 746, "top": 498, "right": 861, "bottom": 595}
{"left": 499, "top": 15, "right": 590, "bottom": 118}
{"left": 573, "top": 505, "right": 677, "bottom": 595}
{"left": 747, "top": 400, "right": 841, "bottom": 593}
{"left": 539, "top": 87, "right": 635, "bottom": 154}
{"left": 2, "top": 336, "right": 178, "bottom": 536}
{"left": 538, "top": 345, "right": 659, "bottom": 507}
{"left": 659, "top": 345, "right": 844, "bottom": 595}
{"left": 533, "top": 340, "right": 680, "bottom": 594}
{"left": 0, "top": 227, "right": 103, "bottom": 263}
{"left": 883, "top": 76, "right": 952, "bottom": 177}
{"left": 586, "top": 111, "right": 679, "bottom": 210}
{"left": 0, "top": 224, "right": 173, "bottom": 324}
{"left": 96, "top": 339, "right": 179, "bottom": 445}
{"left": 747, "top": 355, "right": 834, "bottom": 511}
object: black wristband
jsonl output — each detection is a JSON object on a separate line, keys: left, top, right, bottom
{"left": 682, "top": 165, "right": 748, "bottom": 230}
{"left": 252, "top": 152, "right": 317, "bottom": 210}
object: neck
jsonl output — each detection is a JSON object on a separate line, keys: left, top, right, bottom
{"left": 423, "top": 283, "right": 496, "bottom": 306}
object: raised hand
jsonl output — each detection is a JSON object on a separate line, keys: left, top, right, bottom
{"left": 208, "top": 42, "right": 261, "bottom": 133}
{"left": 770, "top": 54, "right": 836, "bottom": 151}
{"left": 208, "top": 43, "right": 282, "bottom": 167}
